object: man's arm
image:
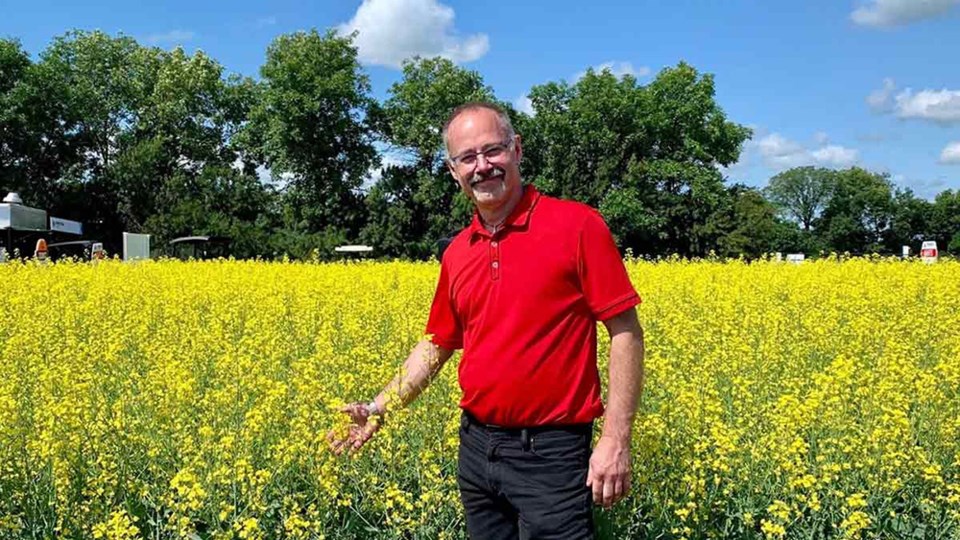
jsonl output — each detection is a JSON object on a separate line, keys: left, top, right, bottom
{"left": 330, "top": 339, "right": 454, "bottom": 454}
{"left": 586, "top": 307, "right": 645, "bottom": 508}
{"left": 374, "top": 338, "right": 455, "bottom": 414}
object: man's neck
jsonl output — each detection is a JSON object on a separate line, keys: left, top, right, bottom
{"left": 478, "top": 186, "right": 525, "bottom": 233}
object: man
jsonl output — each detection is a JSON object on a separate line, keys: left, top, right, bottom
{"left": 330, "top": 102, "right": 645, "bottom": 539}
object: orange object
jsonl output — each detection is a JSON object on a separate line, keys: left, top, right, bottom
{"left": 35, "top": 238, "right": 48, "bottom": 260}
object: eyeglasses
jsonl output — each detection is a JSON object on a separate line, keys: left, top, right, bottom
{"left": 448, "top": 139, "right": 515, "bottom": 168}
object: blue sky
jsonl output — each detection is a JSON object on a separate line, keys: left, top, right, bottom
{"left": 3, "top": 0, "right": 960, "bottom": 198}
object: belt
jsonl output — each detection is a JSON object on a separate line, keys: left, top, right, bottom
{"left": 460, "top": 411, "right": 593, "bottom": 452}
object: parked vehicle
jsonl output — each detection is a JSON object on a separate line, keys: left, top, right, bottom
{"left": 168, "top": 236, "right": 230, "bottom": 260}
{"left": 47, "top": 240, "right": 103, "bottom": 261}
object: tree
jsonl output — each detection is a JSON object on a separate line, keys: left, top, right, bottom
{"left": 143, "top": 166, "right": 278, "bottom": 259}
{"left": 523, "top": 74, "right": 633, "bottom": 206}
{"left": 4, "top": 30, "right": 268, "bottom": 255}
{"left": 1, "top": 36, "right": 87, "bottom": 210}
{"left": 929, "top": 189, "right": 960, "bottom": 254}
{"left": 361, "top": 57, "right": 496, "bottom": 258}
{"left": 603, "top": 159, "right": 731, "bottom": 255}
{"left": 0, "top": 39, "right": 32, "bottom": 192}
{"left": 707, "top": 184, "right": 784, "bottom": 258}
{"left": 817, "top": 167, "right": 894, "bottom": 254}
{"left": 884, "top": 188, "right": 932, "bottom": 253}
{"left": 1, "top": 30, "right": 165, "bottom": 246}
{"left": 244, "top": 29, "right": 377, "bottom": 256}
{"left": 0, "top": 38, "right": 29, "bottom": 97}
{"left": 763, "top": 166, "right": 836, "bottom": 231}
{"left": 39, "top": 31, "right": 162, "bottom": 179}
{"left": 114, "top": 47, "right": 259, "bottom": 238}
{"left": 523, "top": 62, "right": 751, "bottom": 256}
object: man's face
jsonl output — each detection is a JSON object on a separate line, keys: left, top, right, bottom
{"left": 446, "top": 108, "right": 523, "bottom": 212}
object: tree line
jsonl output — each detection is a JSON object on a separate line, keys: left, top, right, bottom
{"left": 2, "top": 29, "right": 957, "bottom": 260}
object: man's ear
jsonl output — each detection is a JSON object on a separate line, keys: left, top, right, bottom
{"left": 514, "top": 134, "right": 523, "bottom": 164}
{"left": 446, "top": 160, "right": 459, "bottom": 182}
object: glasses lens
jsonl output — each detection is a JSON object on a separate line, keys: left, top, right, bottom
{"left": 484, "top": 146, "right": 505, "bottom": 160}
{"left": 454, "top": 141, "right": 511, "bottom": 167}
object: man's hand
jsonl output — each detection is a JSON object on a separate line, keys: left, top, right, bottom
{"left": 326, "top": 340, "right": 453, "bottom": 456}
{"left": 586, "top": 435, "right": 631, "bottom": 508}
{"left": 327, "top": 402, "right": 382, "bottom": 455}
{"left": 591, "top": 307, "right": 643, "bottom": 508}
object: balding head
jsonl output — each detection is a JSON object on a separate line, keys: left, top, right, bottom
{"left": 442, "top": 102, "right": 515, "bottom": 158}
{"left": 443, "top": 103, "right": 524, "bottom": 215}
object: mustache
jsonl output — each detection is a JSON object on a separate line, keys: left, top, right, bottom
{"left": 469, "top": 168, "right": 505, "bottom": 187}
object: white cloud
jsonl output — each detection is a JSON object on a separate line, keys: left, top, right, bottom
{"left": 867, "top": 78, "right": 896, "bottom": 111}
{"left": 256, "top": 16, "right": 278, "bottom": 27}
{"left": 940, "top": 141, "right": 960, "bottom": 164}
{"left": 868, "top": 79, "right": 960, "bottom": 124}
{"left": 851, "top": 0, "right": 960, "bottom": 27}
{"left": 364, "top": 151, "right": 414, "bottom": 188}
{"left": 813, "top": 131, "right": 830, "bottom": 145}
{"left": 145, "top": 30, "right": 195, "bottom": 45}
{"left": 755, "top": 133, "right": 807, "bottom": 168}
{"left": 514, "top": 95, "right": 534, "bottom": 116}
{"left": 337, "top": 0, "right": 489, "bottom": 69}
{"left": 754, "top": 133, "right": 860, "bottom": 170}
{"left": 811, "top": 145, "right": 860, "bottom": 167}
{"left": 894, "top": 88, "right": 960, "bottom": 124}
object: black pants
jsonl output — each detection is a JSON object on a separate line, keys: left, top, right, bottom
{"left": 457, "top": 412, "right": 595, "bottom": 539}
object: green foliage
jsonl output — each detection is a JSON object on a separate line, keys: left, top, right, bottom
{"left": 245, "top": 29, "right": 377, "bottom": 243}
{"left": 817, "top": 167, "right": 895, "bottom": 254}
{"left": 709, "top": 185, "right": 784, "bottom": 258}
{"left": 3, "top": 30, "right": 272, "bottom": 255}
{"left": 360, "top": 57, "right": 496, "bottom": 258}
{"left": 929, "top": 190, "right": 960, "bottom": 254}
{"left": 382, "top": 57, "right": 494, "bottom": 163}
{"left": 764, "top": 166, "right": 836, "bottom": 231}
{"left": 1, "top": 36, "right": 84, "bottom": 209}
{"left": 3, "top": 29, "right": 956, "bottom": 260}
{"left": 884, "top": 188, "right": 932, "bottom": 252}
{"left": 142, "top": 166, "right": 277, "bottom": 258}
{"left": 523, "top": 62, "right": 751, "bottom": 256}
{"left": 0, "top": 38, "right": 33, "bottom": 191}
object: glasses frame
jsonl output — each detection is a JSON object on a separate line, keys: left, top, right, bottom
{"left": 448, "top": 138, "right": 516, "bottom": 169}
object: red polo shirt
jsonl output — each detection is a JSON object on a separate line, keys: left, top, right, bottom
{"left": 425, "top": 185, "right": 640, "bottom": 427}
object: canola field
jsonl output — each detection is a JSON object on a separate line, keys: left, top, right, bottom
{"left": 0, "top": 258, "right": 959, "bottom": 539}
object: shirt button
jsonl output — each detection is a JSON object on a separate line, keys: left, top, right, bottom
{"left": 492, "top": 261, "right": 499, "bottom": 269}
{"left": 491, "top": 241, "right": 498, "bottom": 247}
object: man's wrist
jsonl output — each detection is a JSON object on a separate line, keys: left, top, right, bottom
{"left": 365, "top": 399, "right": 384, "bottom": 417}
{"left": 599, "top": 430, "right": 631, "bottom": 446}
{"left": 600, "top": 415, "right": 634, "bottom": 445}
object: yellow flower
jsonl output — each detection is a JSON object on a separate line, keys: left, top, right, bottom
{"left": 1, "top": 257, "right": 958, "bottom": 537}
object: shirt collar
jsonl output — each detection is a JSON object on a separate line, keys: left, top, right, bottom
{"left": 468, "top": 185, "right": 541, "bottom": 240}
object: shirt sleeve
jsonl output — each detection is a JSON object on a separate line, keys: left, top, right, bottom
{"left": 576, "top": 209, "right": 642, "bottom": 321}
{"left": 425, "top": 260, "right": 464, "bottom": 350}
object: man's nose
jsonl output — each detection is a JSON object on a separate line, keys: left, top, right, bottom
{"left": 474, "top": 153, "right": 494, "bottom": 171}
